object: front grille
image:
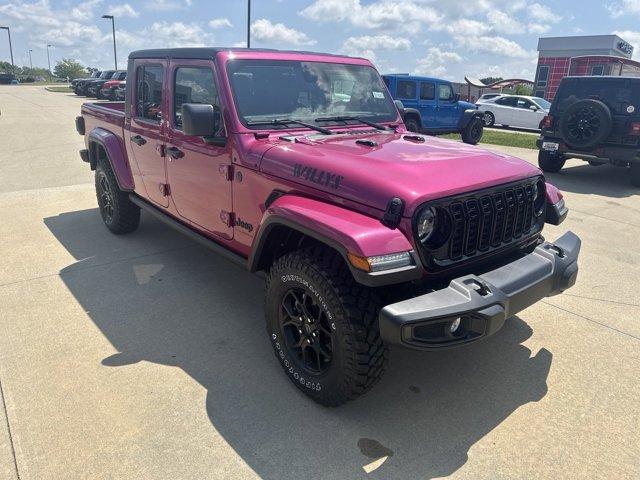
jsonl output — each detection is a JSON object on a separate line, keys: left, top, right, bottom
{"left": 418, "top": 178, "right": 544, "bottom": 270}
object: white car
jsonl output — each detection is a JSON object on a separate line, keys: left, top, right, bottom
{"left": 476, "top": 95, "right": 551, "bottom": 130}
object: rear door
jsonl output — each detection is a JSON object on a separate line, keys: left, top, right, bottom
{"left": 128, "top": 61, "right": 169, "bottom": 207}
{"left": 436, "top": 82, "right": 459, "bottom": 128}
{"left": 164, "top": 60, "right": 233, "bottom": 239}
{"left": 418, "top": 81, "right": 436, "bottom": 126}
{"left": 492, "top": 96, "right": 517, "bottom": 125}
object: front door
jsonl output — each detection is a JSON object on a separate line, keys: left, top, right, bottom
{"left": 436, "top": 83, "right": 459, "bottom": 129}
{"left": 418, "top": 81, "right": 436, "bottom": 126}
{"left": 165, "top": 61, "right": 233, "bottom": 239}
{"left": 129, "top": 61, "right": 168, "bottom": 207}
{"left": 514, "top": 97, "right": 546, "bottom": 129}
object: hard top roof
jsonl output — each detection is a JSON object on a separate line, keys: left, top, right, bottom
{"left": 128, "top": 47, "right": 361, "bottom": 60}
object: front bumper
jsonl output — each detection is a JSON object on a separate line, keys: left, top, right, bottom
{"left": 379, "top": 231, "right": 580, "bottom": 350}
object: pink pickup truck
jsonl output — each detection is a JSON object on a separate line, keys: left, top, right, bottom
{"left": 76, "top": 48, "right": 580, "bottom": 406}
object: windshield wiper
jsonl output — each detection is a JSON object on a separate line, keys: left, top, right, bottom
{"left": 314, "top": 115, "right": 394, "bottom": 131}
{"left": 246, "top": 118, "right": 333, "bottom": 135}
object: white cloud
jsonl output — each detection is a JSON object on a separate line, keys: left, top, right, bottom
{"left": 143, "top": 0, "right": 192, "bottom": 11}
{"left": 300, "top": 0, "right": 442, "bottom": 34}
{"left": 486, "top": 11, "right": 525, "bottom": 35}
{"left": 341, "top": 35, "right": 411, "bottom": 61}
{"left": 70, "top": 0, "right": 103, "bottom": 21}
{"left": 118, "top": 21, "right": 213, "bottom": 49}
{"left": 528, "top": 23, "right": 550, "bottom": 34}
{"left": 607, "top": 0, "right": 640, "bottom": 18}
{"left": 209, "top": 18, "right": 233, "bottom": 29}
{"left": 528, "top": 3, "right": 562, "bottom": 23}
{"left": 414, "top": 47, "right": 464, "bottom": 78}
{"left": 250, "top": 19, "right": 316, "bottom": 46}
{"left": 107, "top": 4, "right": 139, "bottom": 18}
{"left": 454, "top": 35, "right": 535, "bottom": 59}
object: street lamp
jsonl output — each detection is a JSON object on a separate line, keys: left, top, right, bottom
{"left": 0, "top": 26, "right": 14, "bottom": 69}
{"left": 28, "top": 49, "right": 33, "bottom": 70}
{"left": 102, "top": 14, "right": 117, "bottom": 69}
{"left": 46, "top": 44, "right": 52, "bottom": 75}
{"left": 247, "top": 0, "right": 251, "bottom": 48}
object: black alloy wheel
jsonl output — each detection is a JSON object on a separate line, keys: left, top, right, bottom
{"left": 279, "top": 287, "right": 333, "bottom": 374}
{"left": 560, "top": 99, "right": 612, "bottom": 150}
{"left": 97, "top": 170, "right": 115, "bottom": 224}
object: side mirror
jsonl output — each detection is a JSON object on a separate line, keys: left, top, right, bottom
{"left": 529, "top": 105, "right": 538, "bottom": 111}
{"left": 181, "top": 103, "right": 225, "bottom": 145}
{"left": 394, "top": 99, "right": 405, "bottom": 117}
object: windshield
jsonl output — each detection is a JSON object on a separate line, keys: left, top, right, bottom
{"left": 100, "top": 71, "right": 115, "bottom": 79}
{"left": 532, "top": 97, "right": 551, "bottom": 109}
{"left": 226, "top": 59, "right": 397, "bottom": 128}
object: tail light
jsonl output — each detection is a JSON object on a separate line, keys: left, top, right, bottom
{"left": 540, "top": 115, "right": 553, "bottom": 129}
{"left": 630, "top": 122, "right": 640, "bottom": 136}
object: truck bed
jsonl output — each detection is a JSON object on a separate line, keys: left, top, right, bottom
{"left": 81, "top": 101, "right": 125, "bottom": 129}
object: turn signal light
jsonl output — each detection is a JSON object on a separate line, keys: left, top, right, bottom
{"left": 630, "top": 122, "right": 640, "bottom": 136}
{"left": 347, "top": 251, "right": 413, "bottom": 273}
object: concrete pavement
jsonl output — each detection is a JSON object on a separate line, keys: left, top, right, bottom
{"left": 0, "top": 86, "right": 638, "bottom": 479}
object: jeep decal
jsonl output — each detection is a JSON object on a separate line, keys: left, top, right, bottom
{"left": 293, "top": 163, "right": 344, "bottom": 189}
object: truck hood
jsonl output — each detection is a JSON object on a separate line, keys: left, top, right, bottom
{"left": 259, "top": 130, "right": 541, "bottom": 216}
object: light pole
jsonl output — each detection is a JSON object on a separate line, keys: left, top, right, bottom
{"left": 247, "top": 0, "right": 251, "bottom": 48}
{"left": 102, "top": 14, "right": 117, "bottom": 69}
{"left": 46, "top": 44, "right": 52, "bottom": 76}
{"left": 28, "top": 49, "right": 33, "bottom": 70}
{"left": 0, "top": 26, "right": 14, "bottom": 69}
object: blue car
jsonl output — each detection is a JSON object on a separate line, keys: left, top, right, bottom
{"left": 383, "top": 74, "right": 484, "bottom": 144}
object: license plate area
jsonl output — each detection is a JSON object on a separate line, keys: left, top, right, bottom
{"left": 542, "top": 141, "right": 559, "bottom": 152}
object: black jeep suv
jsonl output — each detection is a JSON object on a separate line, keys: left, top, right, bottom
{"left": 537, "top": 76, "right": 640, "bottom": 186}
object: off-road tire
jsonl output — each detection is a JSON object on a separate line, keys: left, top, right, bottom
{"left": 265, "top": 247, "right": 388, "bottom": 406}
{"left": 461, "top": 117, "right": 483, "bottom": 145}
{"left": 483, "top": 111, "right": 495, "bottom": 127}
{"left": 559, "top": 99, "right": 612, "bottom": 150}
{"left": 630, "top": 163, "right": 640, "bottom": 187}
{"left": 538, "top": 150, "right": 566, "bottom": 173}
{"left": 404, "top": 116, "right": 420, "bottom": 133}
{"left": 95, "top": 159, "right": 140, "bottom": 234}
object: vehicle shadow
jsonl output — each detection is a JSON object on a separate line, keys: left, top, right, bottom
{"left": 44, "top": 208, "right": 552, "bottom": 479}
{"left": 544, "top": 161, "right": 634, "bottom": 198}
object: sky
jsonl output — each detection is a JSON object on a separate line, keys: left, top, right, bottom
{"left": 1, "top": 0, "right": 640, "bottom": 80}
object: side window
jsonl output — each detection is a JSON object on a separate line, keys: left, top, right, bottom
{"left": 591, "top": 65, "right": 604, "bottom": 76}
{"left": 383, "top": 76, "right": 391, "bottom": 88}
{"left": 420, "top": 82, "right": 435, "bottom": 100}
{"left": 136, "top": 64, "right": 164, "bottom": 123}
{"left": 173, "top": 67, "right": 219, "bottom": 130}
{"left": 438, "top": 84, "right": 454, "bottom": 102}
{"left": 496, "top": 97, "right": 517, "bottom": 107}
{"left": 397, "top": 80, "right": 416, "bottom": 99}
{"left": 516, "top": 98, "right": 533, "bottom": 109}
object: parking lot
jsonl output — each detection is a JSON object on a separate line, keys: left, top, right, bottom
{"left": 0, "top": 85, "right": 638, "bottom": 479}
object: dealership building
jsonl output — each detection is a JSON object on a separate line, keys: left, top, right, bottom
{"left": 535, "top": 34, "right": 640, "bottom": 100}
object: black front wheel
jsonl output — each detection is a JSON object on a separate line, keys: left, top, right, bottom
{"left": 265, "top": 247, "right": 387, "bottom": 406}
{"left": 404, "top": 116, "right": 420, "bottom": 133}
{"left": 461, "top": 117, "right": 483, "bottom": 145}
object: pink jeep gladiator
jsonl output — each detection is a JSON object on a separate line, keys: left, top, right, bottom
{"left": 76, "top": 48, "right": 580, "bottom": 406}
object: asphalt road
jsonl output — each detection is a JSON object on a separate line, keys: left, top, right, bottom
{"left": 1, "top": 86, "right": 638, "bottom": 480}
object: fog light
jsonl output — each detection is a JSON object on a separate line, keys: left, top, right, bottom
{"left": 450, "top": 317, "right": 461, "bottom": 333}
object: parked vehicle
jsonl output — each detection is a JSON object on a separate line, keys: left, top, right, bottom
{"left": 76, "top": 48, "right": 580, "bottom": 406}
{"left": 72, "top": 71, "right": 101, "bottom": 95}
{"left": 0, "top": 73, "right": 17, "bottom": 84}
{"left": 383, "top": 74, "right": 484, "bottom": 144}
{"left": 86, "top": 70, "right": 121, "bottom": 98}
{"left": 537, "top": 76, "right": 640, "bottom": 186}
{"left": 113, "top": 81, "right": 125, "bottom": 101}
{"left": 478, "top": 94, "right": 550, "bottom": 130}
{"left": 97, "top": 71, "right": 127, "bottom": 99}
{"left": 77, "top": 70, "right": 115, "bottom": 96}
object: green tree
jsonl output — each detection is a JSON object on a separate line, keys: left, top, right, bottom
{"left": 0, "top": 61, "right": 19, "bottom": 75}
{"left": 53, "top": 58, "right": 87, "bottom": 80}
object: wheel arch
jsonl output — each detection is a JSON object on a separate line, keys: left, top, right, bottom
{"left": 88, "top": 128, "right": 135, "bottom": 191}
{"left": 403, "top": 108, "right": 422, "bottom": 127}
{"left": 249, "top": 194, "right": 421, "bottom": 287}
{"left": 457, "top": 108, "right": 484, "bottom": 130}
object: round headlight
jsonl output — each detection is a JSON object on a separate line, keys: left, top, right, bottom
{"left": 416, "top": 207, "right": 437, "bottom": 242}
{"left": 533, "top": 180, "right": 546, "bottom": 217}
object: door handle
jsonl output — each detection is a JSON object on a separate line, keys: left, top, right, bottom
{"left": 166, "top": 146, "right": 184, "bottom": 159}
{"left": 131, "top": 135, "right": 146, "bottom": 146}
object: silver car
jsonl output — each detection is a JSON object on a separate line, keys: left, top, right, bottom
{"left": 477, "top": 94, "right": 551, "bottom": 130}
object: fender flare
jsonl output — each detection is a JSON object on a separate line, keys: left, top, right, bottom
{"left": 249, "top": 195, "right": 422, "bottom": 287}
{"left": 402, "top": 108, "right": 422, "bottom": 127}
{"left": 457, "top": 108, "right": 483, "bottom": 131}
{"left": 87, "top": 128, "right": 135, "bottom": 191}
